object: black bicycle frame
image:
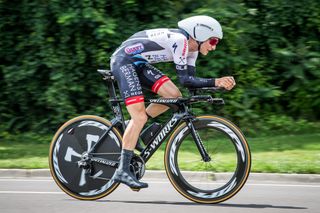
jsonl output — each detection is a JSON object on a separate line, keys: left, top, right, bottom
{"left": 91, "top": 69, "right": 211, "bottom": 166}
{"left": 140, "top": 112, "right": 184, "bottom": 162}
{"left": 139, "top": 106, "right": 212, "bottom": 162}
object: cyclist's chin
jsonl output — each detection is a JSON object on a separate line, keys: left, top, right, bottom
{"left": 200, "top": 50, "right": 209, "bottom": 56}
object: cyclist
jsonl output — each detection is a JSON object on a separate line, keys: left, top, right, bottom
{"left": 111, "top": 15, "right": 236, "bottom": 189}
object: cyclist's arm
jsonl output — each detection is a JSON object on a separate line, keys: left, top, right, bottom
{"left": 176, "top": 66, "right": 215, "bottom": 88}
{"left": 175, "top": 51, "right": 215, "bottom": 88}
{"left": 171, "top": 36, "right": 215, "bottom": 88}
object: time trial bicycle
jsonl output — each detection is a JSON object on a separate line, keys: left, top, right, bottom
{"left": 49, "top": 69, "right": 251, "bottom": 204}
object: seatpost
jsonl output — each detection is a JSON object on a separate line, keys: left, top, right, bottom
{"left": 106, "top": 79, "right": 117, "bottom": 100}
{"left": 101, "top": 70, "right": 126, "bottom": 132}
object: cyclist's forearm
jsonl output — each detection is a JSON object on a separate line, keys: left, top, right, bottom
{"left": 179, "top": 76, "right": 215, "bottom": 88}
{"left": 178, "top": 75, "right": 215, "bottom": 88}
{"left": 177, "top": 65, "right": 215, "bottom": 88}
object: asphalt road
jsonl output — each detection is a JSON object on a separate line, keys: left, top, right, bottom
{"left": 0, "top": 177, "right": 319, "bottom": 213}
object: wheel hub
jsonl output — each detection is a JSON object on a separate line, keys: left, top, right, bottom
{"left": 78, "top": 152, "right": 91, "bottom": 169}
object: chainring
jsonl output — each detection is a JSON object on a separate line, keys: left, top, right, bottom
{"left": 130, "top": 154, "right": 146, "bottom": 180}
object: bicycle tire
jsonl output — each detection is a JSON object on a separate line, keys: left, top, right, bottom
{"left": 49, "top": 115, "right": 122, "bottom": 200}
{"left": 165, "top": 115, "right": 251, "bottom": 204}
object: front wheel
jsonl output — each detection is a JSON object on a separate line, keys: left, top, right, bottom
{"left": 49, "top": 115, "right": 123, "bottom": 200}
{"left": 165, "top": 115, "right": 251, "bottom": 204}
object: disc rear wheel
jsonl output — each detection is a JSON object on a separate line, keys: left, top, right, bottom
{"left": 49, "top": 115, "right": 122, "bottom": 200}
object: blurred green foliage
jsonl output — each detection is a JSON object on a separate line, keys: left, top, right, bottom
{"left": 0, "top": 0, "right": 319, "bottom": 135}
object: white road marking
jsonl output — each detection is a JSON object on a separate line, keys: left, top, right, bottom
{"left": 147, "top": 181, "right": 320, "bottom": 188}
{"left": 0, "top": 191, "right": 64, "bottom": 194}
{"left": 0, "top": 179, "right": 52, "bottom": 182}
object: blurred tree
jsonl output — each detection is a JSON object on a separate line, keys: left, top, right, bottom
{"left": 0, "top": 0, "right": 319, "bottom": 134}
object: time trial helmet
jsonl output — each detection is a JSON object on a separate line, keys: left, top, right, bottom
{"left": 178, "top": 15, "right": 223, "bottom": 42}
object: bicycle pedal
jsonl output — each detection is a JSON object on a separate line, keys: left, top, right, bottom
{"left": 130, "top": 188, "right": 141, "bottom": 192}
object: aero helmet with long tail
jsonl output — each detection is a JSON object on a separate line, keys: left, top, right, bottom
{"left": 178, "top": 15, "right": 223, "bottom": 42}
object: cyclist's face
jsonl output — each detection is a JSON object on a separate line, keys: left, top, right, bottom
{"left": 200, "top": 38, "right": 219, "bottom": 55}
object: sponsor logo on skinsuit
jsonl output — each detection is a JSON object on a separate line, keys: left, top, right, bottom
{"left": 172, "top": 43, "right": 178, "bottom": 53}
{"left": 145, "top": 54, "right": 169, "bottom": 62}
{"left": 125, "top": 43, "right": 144, "bottom": 55}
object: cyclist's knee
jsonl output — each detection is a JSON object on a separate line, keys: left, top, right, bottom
{"left": 131, "top": 112, "right": 148, "bottom": 126}
{"left": 126, "top": 102, "right": 148, "bottom": 126}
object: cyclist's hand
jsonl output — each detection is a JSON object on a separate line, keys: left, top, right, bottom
{"left": 215, "top": 76, "right": 236, "bottom": 90}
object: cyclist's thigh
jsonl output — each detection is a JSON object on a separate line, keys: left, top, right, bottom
{"left": 111, "top": 57, "right": 144, "bottom": 106}
{"left": 138, "top": 63, "right": 179, "bottom": 96}
{"left": 139, "top": 63, "right": 182, "bottom": 98}
{"left": 157, "top": 80, "right": 182, "bottom": 98}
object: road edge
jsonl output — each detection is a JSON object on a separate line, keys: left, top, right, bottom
{"left": 0, "top": 169, "right": 319, "bottom": 183}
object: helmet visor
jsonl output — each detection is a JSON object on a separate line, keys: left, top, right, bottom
{"left": 209, "top": 37, "right": 219, "bottom": 46}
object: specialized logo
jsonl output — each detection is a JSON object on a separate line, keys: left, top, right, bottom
{"left": 172, "top": 43, "right": 178, "bottom": 53}
{"left": 149, "top": 99, "right": 179, "bottom": 104}
{"left": 91, "top": 158, "right": 117, "bottom": 167}
{"left": 125, "top": 43, "right": 144, "bottom": 55}
{"left": 147, "top": 70, "right": 155, "bottom": 76}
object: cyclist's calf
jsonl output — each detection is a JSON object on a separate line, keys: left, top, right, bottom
{"left": 122, "top": 102, "right": 148, "bottom": 150}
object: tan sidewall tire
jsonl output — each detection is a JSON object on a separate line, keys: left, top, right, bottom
{"left": 164, "top": 115, "right": 251, "bottom": 204}
{"left": 49, "top": 115, "right": 122, "bottom": 200}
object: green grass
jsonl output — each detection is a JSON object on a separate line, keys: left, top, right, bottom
{"left": 249, "top": 134, "right": 320, "bottom": 173}
{"left": 147, "top": 133, "right": 320, "bottom": 174}
{"left": 0, "top": 142, "right": 49, "bottom": 168}
{"left": 0, "top": 133, "right": 319, "bottom": 173}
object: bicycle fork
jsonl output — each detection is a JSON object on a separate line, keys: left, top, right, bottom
{"left": 186, "top": 120, "right": 211, "bottom": 162}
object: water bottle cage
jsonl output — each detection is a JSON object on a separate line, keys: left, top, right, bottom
{"left": 140, "top": 122, "right": 163, "bottom": 145}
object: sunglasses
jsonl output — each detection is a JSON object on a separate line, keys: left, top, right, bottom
{"left": 209, "top": 37, "right": 219, "bottom": 46}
